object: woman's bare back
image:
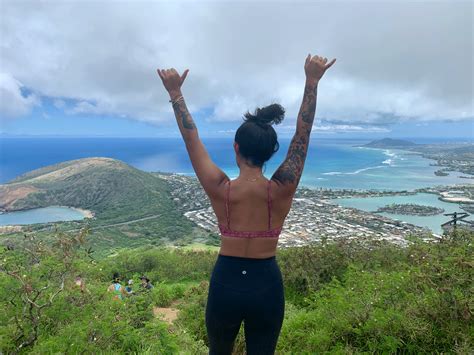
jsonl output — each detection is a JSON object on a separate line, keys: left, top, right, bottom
{"left": 210, "top": 177, "right": 294, "bottom": 258}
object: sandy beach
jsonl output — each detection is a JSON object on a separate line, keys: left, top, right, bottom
{"left": 70, "top": 207, "right": 95, "bottom": 219}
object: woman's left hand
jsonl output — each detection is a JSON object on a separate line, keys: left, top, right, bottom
{"left": 157, "top": 68, "right": 189, "bottom": 94}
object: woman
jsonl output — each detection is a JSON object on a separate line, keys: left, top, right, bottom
{"left": 140, "top": 275, "right": 154, "bottom": 290}
{"left": 157, "top": 53, "right": 336, "bottom": 354}
{"left": 107, "top": 273, "right": 126, "bottom": 301}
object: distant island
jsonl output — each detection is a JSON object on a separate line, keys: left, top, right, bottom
{"left": 374, "top": 203, "right": 444, "bottom": 216}
{"left": 362, "top": 138, "right": 417, "bottom": 149}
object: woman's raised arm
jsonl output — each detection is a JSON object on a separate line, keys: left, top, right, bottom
{"left": 157, "top": 68, "right": 229, "bottom": 198}
{"left": 272, "top": 54, "right": 336, "bottom": 196}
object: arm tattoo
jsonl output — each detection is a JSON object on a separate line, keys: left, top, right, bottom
{"left": 301, "top": 84, "right": 317, "bottom": 124}
{"left": 273, "top": 83, "right": 317, "bottom": 185}
{"left": 172, "top": 99, "right": 196, "bottom": 130}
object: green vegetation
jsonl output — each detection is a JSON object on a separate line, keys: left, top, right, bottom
{"left": 1, "top": 229, "right": 472, "bottom": 353}
{"left": 0, "top": 158, "right": 216, "bottom": 256}
{"left": 3, "top": 158, "right": 177, "bottom": 223}
{"left": 435, "top": 169, "right": 450, "bottom": 176}
{"left": 419, "top": 144, "right": 474, "bottom": 176}
{"left": 374, "top": 203, "right": 444, "bottom": 216}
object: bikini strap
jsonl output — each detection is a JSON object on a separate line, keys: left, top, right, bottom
{"left": 267, "top": 180, "right": 272, "bottom": 230}
{"left": 226, "top": 180, "right": 231, "bottom": 228}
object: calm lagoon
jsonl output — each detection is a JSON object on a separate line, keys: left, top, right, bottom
{"left": 0, "top": 206, "right": 89, "bottom": 226}
{"left": 330, "top": 193, "right": 472, "bottom": 235}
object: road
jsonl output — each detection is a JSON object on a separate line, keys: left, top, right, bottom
{"left": 59, "top": 214, "right": 163, "bottom": 233}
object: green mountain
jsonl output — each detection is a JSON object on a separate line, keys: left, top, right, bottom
{"left": 363, "top": 138, "right": 417, "bottom": 148}
{"left": 0, "top": 158, "right": 207, "bottom": 254}
{"left": 2, "top": 158, "right": 166, "bottom": 220}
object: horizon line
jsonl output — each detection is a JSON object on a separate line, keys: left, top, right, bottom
{"left": 1, "top": 134, "right": 473, "bottom": 141}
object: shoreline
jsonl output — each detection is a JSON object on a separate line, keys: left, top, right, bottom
{"left": 0, "top": 205, "right": 94, "bottom": 229}
{"left": 1, "top": 142, "right": 471, "bottom": 235}
{"left": 357, "top": 143, "right": 474, "bottom": 178}
{"left": 68, "top": 206, "right": 95, "bottom": 219}
{"left": 0, "top": 205, "right": 94, "bottom": 218}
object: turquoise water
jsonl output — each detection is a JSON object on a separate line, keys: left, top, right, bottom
{"left": 297, "top": 146, "right": 470, "bottom": 191}
{"left": 1, "top": 138, "right": 472, "bottom": 228}
{"left": 0, "top": 206, "right": 87, "bottom": 226}
{"left": 331, "top": 193, "right": 472, "bottom": 235}
{"left": 212, "top": 143, "right": 471, "bottom": 191}
{"left": 2, "top": 138, "right": 472, "bottom": 191}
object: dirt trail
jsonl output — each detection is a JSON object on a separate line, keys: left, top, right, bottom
{"left": 153, "top": 299, "right": 182, "bottom": 324}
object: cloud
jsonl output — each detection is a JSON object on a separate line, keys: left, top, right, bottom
{"left": 53, "top": 99, "right": 66, "bottom": 109}
{"left": 278, "top": 123, "right": 390, "bottom": 134}
{"left": 315, "top": 125, "right": 390, "bottom": 133}
{"left": 0, "top": 73, "right": 40, "bottom": 119}
{"left": 0, "top": 0, "right": 472, "bottom": 128}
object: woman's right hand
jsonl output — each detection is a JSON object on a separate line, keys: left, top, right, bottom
{"left": 304, "top": 54, "right": 336, "bottom": 84}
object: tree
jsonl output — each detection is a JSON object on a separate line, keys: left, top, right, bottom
{"left": 0, "top": 227, "right": 93, "bottom": 352}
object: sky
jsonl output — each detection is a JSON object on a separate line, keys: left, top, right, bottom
{"left": 0, "top": 0, "right": 473, "bottom": 139}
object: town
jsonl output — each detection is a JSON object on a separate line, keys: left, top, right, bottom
{"left": 154, "top": 172, "right": 432, "bottom": 248}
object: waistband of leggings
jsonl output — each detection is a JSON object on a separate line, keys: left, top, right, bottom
{"left": 217, "top": 253, "right": 276, "bottom": 263}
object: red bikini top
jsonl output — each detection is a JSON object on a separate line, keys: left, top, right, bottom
{"left": 218, "top": 179, "right": 283, "bottom": 238}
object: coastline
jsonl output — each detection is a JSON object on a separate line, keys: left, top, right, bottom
{"left": 0, "top": 205, "right": 94, "bottom": 218}
{"left": 1, "top": 139, "right": 472, "bottom": 236}
{"left": 356, "top": 142, "right": 474, "bottom": 178}
{"left": 0, "top": 205, "right": 94, "bottom": 229}
{"left": 69, "top": 206, "right": 95, "bottom": 219}
{"left": 299, "top": 142, "right": 473, "bottom": 192}
{"left": 353, "top": 144, "right": 474, "bottom": 206}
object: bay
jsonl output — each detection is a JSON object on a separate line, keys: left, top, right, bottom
{"left": 0, "top": 206, "right": 88, "bottom": 226}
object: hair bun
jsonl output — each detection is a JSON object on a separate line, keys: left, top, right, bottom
{"left": 244, "top": 103, "right": 285, "bottom": 127}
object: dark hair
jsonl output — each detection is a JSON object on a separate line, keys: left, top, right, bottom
{"left": 112, "top": 272, "right": 120, "bottom": 283}
{"left": 235, "top": 103, "right": 285, "bottom": 167}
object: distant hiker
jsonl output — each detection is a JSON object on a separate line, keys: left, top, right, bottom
{"left": 74, "top": 275, "right": 89, "bottom": 294}
{"left": 157, "top": 52, "right": 336, "bottom": 353}
{"left": 125, "top": 279, "right": 134, "bottom": 294}
{"left": 140, "top": 275, "right": 153, "bottom": 290}
{"left": 107, "top": 273, "right": 126, "bottom": 300}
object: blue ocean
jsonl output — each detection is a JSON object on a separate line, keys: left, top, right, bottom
{"left": 1, "top": 137, "right": 472, "bottom": 231}
{"left": 0, "top": 137, "right": 470, "bottom": 190}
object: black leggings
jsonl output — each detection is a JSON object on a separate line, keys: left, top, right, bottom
{"left": 205, "top": 254, "right": 285, "bottom": 355}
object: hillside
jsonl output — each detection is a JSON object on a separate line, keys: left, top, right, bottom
{"left": 0, "top": 158, "right": 207, "bottom": 254}
{"left": 1, "top": 228, "right": 472, "bottom": 353}
{"left": 1, "top": 158, "right": 168, "bottom": 221}
{"left": 4, "top": 159, "right": 104, "bottom": 209}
